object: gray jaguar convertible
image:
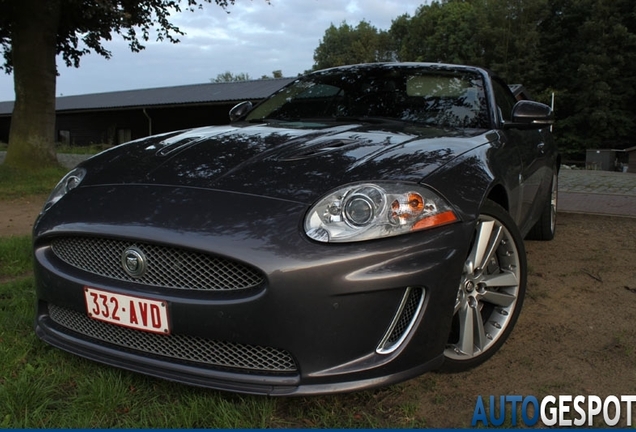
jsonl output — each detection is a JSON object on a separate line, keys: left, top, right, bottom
{"left": 33, "top": 62, "right": 558, "bottom": 395}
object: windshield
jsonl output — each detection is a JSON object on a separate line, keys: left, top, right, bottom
{"left": 245, "top": 65, "right": 490, "bottom": 129}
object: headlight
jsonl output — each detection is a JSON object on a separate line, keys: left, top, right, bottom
{"left": 304, "top": 182, "right": 458, "bottom": 243}
{"left": 41, "top": 167, "right": 86, "bottom": 213}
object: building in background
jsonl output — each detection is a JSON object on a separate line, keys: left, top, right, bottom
{"left": 0, "top": 78, "right": 293, "bottom": 146}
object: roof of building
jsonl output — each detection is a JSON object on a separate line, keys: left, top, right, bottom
{"left": 0, "top": 78, "right": 538, "bottom": 117}
{"left": 0, "top": 77, "right": 295, "bottom": 115}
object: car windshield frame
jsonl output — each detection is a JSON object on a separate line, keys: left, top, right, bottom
{"left": 245, "top": 64, "right": 491, "bottom": 129}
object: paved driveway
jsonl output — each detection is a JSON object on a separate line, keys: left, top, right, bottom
{"left": 558, "top": 169, "right": 636, "bottom": 218}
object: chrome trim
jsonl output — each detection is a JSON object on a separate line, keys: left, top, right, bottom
{"left": 376, "top": 287, "right": 425, "bottom": 355}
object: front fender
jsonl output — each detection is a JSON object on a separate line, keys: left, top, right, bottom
{"left": 421, "top": 142, "right": 521, "bottom": 224}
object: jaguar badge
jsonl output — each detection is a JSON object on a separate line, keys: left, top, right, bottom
{"left": 121, "top": 247, "right": 147, "bottom": 278}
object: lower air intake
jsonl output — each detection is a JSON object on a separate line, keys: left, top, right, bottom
{"left": 48, "top": 304, "right": 297, "bottom": 373}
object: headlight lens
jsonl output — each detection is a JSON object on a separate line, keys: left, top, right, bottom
{"left": 305, "top": 182, "right": 458, "bottom": 243}
{"left": 41, "top": 167, "right": 86, "bottom": 213}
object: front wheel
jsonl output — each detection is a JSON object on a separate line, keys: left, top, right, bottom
{"left": 442, "top": 200, "right": 527, "bottom": 372}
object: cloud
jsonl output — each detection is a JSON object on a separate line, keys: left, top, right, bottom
{"left": 0, "top": 0, "right": 424, "bottom": 101}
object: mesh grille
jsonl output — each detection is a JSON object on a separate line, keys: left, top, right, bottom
{"left": 377, "top": 287, "right": 424, "bottom": 354}
{"left": 48, "top": 304, "right": 297, "bottom": 373}
{"left": 51, "top": 237, "right": 264, "bottom": 291}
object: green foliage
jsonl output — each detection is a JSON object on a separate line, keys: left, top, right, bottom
{"left": 311, "top": 0, "right": 636, "bottom": 157}
{"left": 260, "top": 70, "right": 284, "bottom": 79}
{"left": 212, "top": 69, "right": 287, "bottom": 82}
{"left": 313, "top": 20, "right": 395, "bottom": 70}
{"left": 395, "top": 1, "right": 484, "bottom": 65}
{"left": 211, "top": 71, "right": 252, "bottom": 83}
{"left": 0, "top": 0, "right": 241, "bottom": 73}
{"left": 538, "top": 0, "right": 636, "bottom": 153}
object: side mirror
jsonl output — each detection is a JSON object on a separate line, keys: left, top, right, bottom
{"left": 229, "top": 101, "right": 253, "bottom": 122}
{"left": 506, "top": 100, "right": 554, "bottom": 129}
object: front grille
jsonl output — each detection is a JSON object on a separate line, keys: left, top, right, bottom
{"left": 51, "top": 236, "right": 264, "bottom": 291}
{"left": 376, "top": 287, "right": 425, "bottom": 354}
{"left": 48, "top": 304, "right": 297, "bottom": 373}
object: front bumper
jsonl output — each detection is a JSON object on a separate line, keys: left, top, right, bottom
{"left": 34, "top": 185, "right": 473, "bottom": 395}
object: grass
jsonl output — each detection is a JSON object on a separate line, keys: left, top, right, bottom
{"left": 0, "top": 236, "right": 32, "bottom": 278}
{"left": 0, "top": 142, "right": 111, "bottom": 155}
{"left": 0, "top": 142, "right": 111, "bottom": 200}
{"left": 0, "top": 165, "right": 67, "bottom": 200}
{"left": 55, "top": 143, "right": 112, "bottom": 155}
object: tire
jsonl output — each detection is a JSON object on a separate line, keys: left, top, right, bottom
{"left": 526, "top": 172, "right": 558, "bottom": 241}
{"left": 441, "top": 200, "right": 527, "bottom": 372}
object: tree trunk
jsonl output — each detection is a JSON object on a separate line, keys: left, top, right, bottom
{"left": 4, "top": 0, "right": 61, "bottom": 170}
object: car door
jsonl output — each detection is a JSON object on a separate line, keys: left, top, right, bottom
{"left": 491, "top": 78, "right": 550, "bottom": 232}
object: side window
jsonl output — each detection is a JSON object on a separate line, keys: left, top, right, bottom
{"left": 491, "top": 79, "right": 517, "bottom": 123}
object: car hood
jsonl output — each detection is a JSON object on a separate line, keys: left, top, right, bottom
{"left": 80, "top": 122, "right": 492, "bottom": 204}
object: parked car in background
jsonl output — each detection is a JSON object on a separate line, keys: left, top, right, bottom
{"left": 33, "top": 62, "right": 558, "bottom": 395}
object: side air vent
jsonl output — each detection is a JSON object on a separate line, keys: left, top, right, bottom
{"left": 376, "top": 287, "right": 425, "bottom": 355}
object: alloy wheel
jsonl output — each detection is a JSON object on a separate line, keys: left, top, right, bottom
{"left": 444, "top": 210, "right": 523, "bottom": 365}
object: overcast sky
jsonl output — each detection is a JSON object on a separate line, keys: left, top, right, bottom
{"left": 0, "top": 0, "right": 426, "bottom": 102}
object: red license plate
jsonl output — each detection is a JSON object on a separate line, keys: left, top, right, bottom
{"left": 84, "top": 287, "right": 170, "bottom": 334}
